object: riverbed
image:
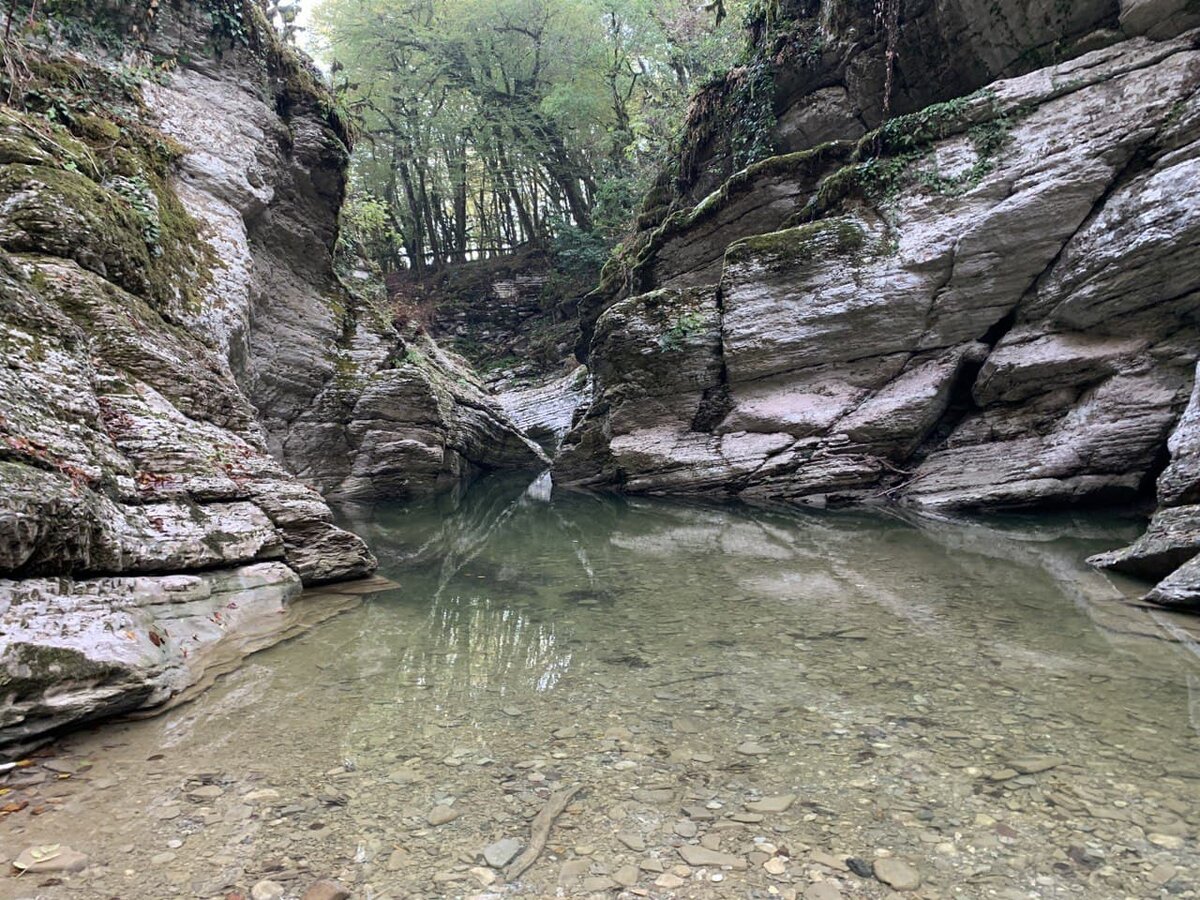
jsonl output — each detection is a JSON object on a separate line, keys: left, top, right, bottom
{"left": 1, "top": 477, "right": 1198, "bottom": 899}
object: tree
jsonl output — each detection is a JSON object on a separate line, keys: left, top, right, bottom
{"left": 310, "top": 0, "right": 749, "bottom": 273}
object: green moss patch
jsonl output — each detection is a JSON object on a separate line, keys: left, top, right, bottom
{"left": 725, "top": 218, "right": 867, "bottom": 271}
{"left": 0, "top": 162, "right": 153, "bottom": 294}
{"left": 0, "top": 51, "right": 216, "bottom": 317}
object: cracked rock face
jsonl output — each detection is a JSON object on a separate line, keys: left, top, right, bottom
{"left": 144, "top": 44, "right": 545, "bottom": 502}
{"left": 0, "top": 3, "right": 539, "bottom": 747}
{"left": 557, "top": 28, "right": 1200, "bottom": 607}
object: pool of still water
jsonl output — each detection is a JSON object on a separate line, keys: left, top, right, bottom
{"left": 1, "top": 477, "right": 1198, "bottom": 900}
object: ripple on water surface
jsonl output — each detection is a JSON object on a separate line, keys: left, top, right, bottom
{"left": 2, "top": 475, "right": 1199, "bottom": 899}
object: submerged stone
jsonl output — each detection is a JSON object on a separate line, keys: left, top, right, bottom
{"left": 482, "top": 837, "right": 523, "bottom": 868}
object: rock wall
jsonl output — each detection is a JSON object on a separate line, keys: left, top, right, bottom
{"left": 557, "top": 10, "right": 1200, "bottom": 608}
{"left": 0, "top": 2, "right": 541, "bottom": 748}
{"left": 659, "top": 0, "right": 1136, "bottom": 211}
{"left": 139, "top": 11, "right": 547, "bottom": 499}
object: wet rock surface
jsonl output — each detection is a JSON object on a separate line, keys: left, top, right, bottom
{"left": 1092, "top": 362, "right": 1200, "bottom": 606}
{"left": 1, "top": 481, "right": 1197, "bottom": 899}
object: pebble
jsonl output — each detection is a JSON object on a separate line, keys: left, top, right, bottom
{"left": 736, "top": 742, "right": 769, "bottom": 756}
{"left": 745, "top": 793, "right": 797, "bottom": 813}
{"left": 617, "top": 832, "right": 645, "bottom": 851}
{"left": 846, "top": 857, "right": 873, "bottom": 878}
{"left": 300, "top": 879, "right": 351, "bottom": 900}
{"left": 560, "top": 859, "right": 590, "bottom": 880}
{"left": 469, "top": 867, "right": 497, "bottom": 886}
{"left": 633, "top": 787, "right": 674, "bottom": 803}
{"left": 1148, "top": 833, "right": 1184, "bottom": 850}
{"left": 655, "top": 873, "right": 685, "bottom": 889}
{"left": 873, "top": 858, "right": 921, "bottom": 891}
{"left": 804, "top": 882, "right": 843, "bottom": 900}
{"left": 614, "top": 864, "right": 639, "bottom": 887}
{"left": 811, "top": 850, "right": 848, "bottom": 871}
{"left": 1007, "top": 755, "right": 1065, "bottom": 775}
{"left": 763, "top": 857, "right": 787, "bottom": 875}
{"left": 729, "top": 812, "right": 765, "bottom": 823}
{"left": 428, "top": 805, "right": 462, "bottom": 826}
{"left": 250, "top": 880, "right": 285, "bottom": 900}
{"left": 224, "top": 803, "right": 253, "bottom": 822}
{"left": 1149, "top": 862, "right": 1177, "bottom": 885}
{"left": 482, "top": 837, "right": 523, "bottom": 868}
{"left": 11, "top": 845, "right": 89, "bottom": 874}
{"left": 674, "top": 820, "right": 699, "bottom": 838}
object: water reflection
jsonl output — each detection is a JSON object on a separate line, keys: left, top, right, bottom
{"left": 4, "top": 479, "right": 1200, "bottom": 900}
{"left": 335, "top": 480, "right": 1198, "bottom": 714}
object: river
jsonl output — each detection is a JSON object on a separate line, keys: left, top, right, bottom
{"left": 1, "top": 476, "right": 1197, "bottom": 899}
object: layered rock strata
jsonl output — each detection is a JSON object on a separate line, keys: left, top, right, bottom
{"left": 0, "top": 3, "right": 541, "bottom": 747}
{"left": 558, "top": 22, "right": 1200, "bottom": 608}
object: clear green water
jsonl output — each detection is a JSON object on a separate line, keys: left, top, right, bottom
{"left": 2, "top": 477, "right": 1199, "bottom": 900}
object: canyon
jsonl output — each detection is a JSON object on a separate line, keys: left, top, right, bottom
{"left": 1, "top": 0, "right": 1198, "bottom": 750}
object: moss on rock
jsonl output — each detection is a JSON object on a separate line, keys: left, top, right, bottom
{"left": 0, "top": 642, "right": 120, "bottom": 698}
{"left": 0, "top": 162, "right": 153, "bottom": 294}
{"left": 725, "top": 217, "right": 867, "bottom": 271}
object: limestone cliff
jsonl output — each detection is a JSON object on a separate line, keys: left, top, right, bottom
{"left": 0, "top": 0, "right": 542, "bottom": 748}
{"left": 557, "top": 1, "right": 1200, "bottom": 609}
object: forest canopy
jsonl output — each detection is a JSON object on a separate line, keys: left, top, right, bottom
{"left": 308, "top": 0, "right": 750, "bottom": 275}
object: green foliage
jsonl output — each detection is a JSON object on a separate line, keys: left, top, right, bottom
{"left": 0, "top": 23, "right": 216, "bottom": 316}
{"left": 202, "top": 0, "right": 255, "bottom": 47}
{"left": 337, "top": 192, "right": 402, "bottom": 265}
{"left": 658, "top": 310, "right": 708, "bottom": 351}
{"left": 309, "top": 0, "right": 749, "bottom": 272}
{"left": 550, "top": 226, "right": 611, "bottom": 284}
{"left": 107, "top": 175, "right": 161, "bottom": 249}
{"left": 867, "top": 95, "right": 974, "bottom": 156}
{"left": 794, "top": 89, "right": 1016, "bottom": 219}
{"left": 727, "top": 62, "right": 777, "bottom": 171}
{"left": 909, "top": 117, "right": 1013, "bottom": 196}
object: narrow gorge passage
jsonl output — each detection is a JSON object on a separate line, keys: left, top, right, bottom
{"left": 2, "top": 477, "right": 1198, "bottom": 900}
{"left": 3, "top": 0, "right": 1200, "bottom": 897}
